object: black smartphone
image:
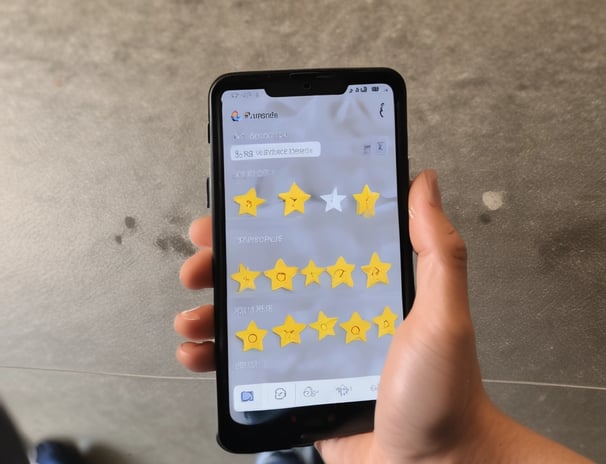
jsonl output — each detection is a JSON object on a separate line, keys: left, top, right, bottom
{"left": 208, "top": 68, "right": 414, "bottom": 453}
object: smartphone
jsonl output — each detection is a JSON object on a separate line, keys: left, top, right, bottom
{"left": 208, "top": 68, "right": 414, "bottom": 453}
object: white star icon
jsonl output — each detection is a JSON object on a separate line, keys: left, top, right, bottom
{"left": 321, "top": 187, "right": 346, "bottom": 212}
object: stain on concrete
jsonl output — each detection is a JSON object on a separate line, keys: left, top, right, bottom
{"left": 155, "top": 234, "right": 196, "bottom": 257}
{"left": 124, "top": 216, "right": 136, "bottom": 229}
{"left": 169, "top": 235, "right": 196, "bottom": 257}
{"left": 479, "top": 213, "right": 492, "bottom": 224}
{"left": 167, "top": 215, "right": 189, "bottom": 226}
{"left": 155, "top": 237, "right": 169, "bottom": 251}
{"left": 113, "top": 216, "right": 137, "bottom": 245}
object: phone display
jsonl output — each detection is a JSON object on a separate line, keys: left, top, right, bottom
{"left": 209, "top": 69, "right": 414, "bottom": 452}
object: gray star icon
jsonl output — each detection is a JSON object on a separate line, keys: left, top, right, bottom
{"left": 321, "top": 187, "right": 346, "bottom": 212}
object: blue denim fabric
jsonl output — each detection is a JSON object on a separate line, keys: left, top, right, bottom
{"left": 35, "top": 441, "right": 86, "bottom": 464}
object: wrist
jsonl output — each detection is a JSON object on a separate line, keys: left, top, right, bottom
{"left": 436, "top": 395, "right": 595, "bottom": 464}
{"left": 386, "top": 388, "right": 495, "bottom": 464}
{"left": 445, "top": 396, "right": 509, "bottom": 463}
{"left": 401, "top": 392, "right": 504, "bottom": 464}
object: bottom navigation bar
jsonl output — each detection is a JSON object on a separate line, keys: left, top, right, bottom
{"left": 234, "top": 375, "right": 380, "bottom": 412}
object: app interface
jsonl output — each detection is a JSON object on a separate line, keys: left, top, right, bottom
{"left": 220, "top": 85, "right": 403, "bottom": 422}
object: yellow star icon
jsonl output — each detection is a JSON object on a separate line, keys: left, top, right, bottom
{"left": 235, "top": 320, "right": 268, "bottom": 352}
{"left": 353, "top": 184, "right": 380, "bottom": 217}
{"left": 231, "top": 264, "right": 260, "bottom": 292}
{"left": 361, "top": 252, "right": 392, "bottom": 288}
{"left": 309, "top": 311, "right": 338, "bottom": 341}
{"left": 264, "top": 258, "right": 298, "bottom": 291}
{"left": 272, "top": 315, "right": 307, "bottom": 347}
{"left": 340, "top": 311, "right": 371, "bottom": 344}
{"left": 326, "top": 256, "right": 355, "bottom": 288}
{"left": 373, "top": 306, "right": 399, "bottom": 338}
{"left": 278, "top": 182, "right": 311, "bottom": 216}
{"left": 233, "top": 187, "right": 266, "bottom": 216}
{"left": 300, "top": 260, "right": 325, "bottom": 286}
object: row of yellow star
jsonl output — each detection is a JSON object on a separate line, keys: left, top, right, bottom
{"left": 233, "top": 183, "right": 380, "bottom": 217}
{"left": 235, "top": 307, "right": 399, "bottom": 351}
{"left": 232, "top": 253, "right": 391, "bottom": 292}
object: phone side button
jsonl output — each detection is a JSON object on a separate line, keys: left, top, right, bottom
{"left": 206, "top": 177, "right": 210, "bottom": 208}
{"left": 207, "top": 122, "right": 210, "bottom": 144}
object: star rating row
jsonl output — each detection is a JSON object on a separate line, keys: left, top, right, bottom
{"left": 231, "top": 253, "right": 392, "bottom": 292}
{"left": 233, "top": 183, "right": 380, "bottom": 217}
{"left": 235, "top": 307, "right": 399, "bottom": 352}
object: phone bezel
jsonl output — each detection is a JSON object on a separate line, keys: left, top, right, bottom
{"left": 208, "top": 68, "right": 414, "bottom": 453}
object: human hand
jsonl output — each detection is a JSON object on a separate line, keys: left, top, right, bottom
{"left": 316, "top": 169, "right": 486, "bottom": 463}
{"left": 316, "top": 170, "right": 592, "bottom": 464}
{"left": 174, "top": 170, "right": 592, "bottom": 463}
{"left": 175, "top": 169, "right": 482, "bottom": 460}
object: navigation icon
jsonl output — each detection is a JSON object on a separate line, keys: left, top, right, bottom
{"left": 303, "top": 386, "right": 319, "bottom": 398}
{"left": 336, "top": 385, "right": 351, "bottom": 397}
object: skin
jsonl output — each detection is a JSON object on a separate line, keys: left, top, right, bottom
{"left": 175, "top": 170, "right": 594, "bottom": 463}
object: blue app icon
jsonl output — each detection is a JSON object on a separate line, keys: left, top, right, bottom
{"left": 241, "top": 391, "right": 254, "bottom": 402}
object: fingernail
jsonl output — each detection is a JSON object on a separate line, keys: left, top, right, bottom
{"left": 180, "top": 307, "right": 201, "bottom": 320}
{"left": 408, "top": 207, "right": 416, "bottom": 219}
{"left": 425, "top": 169, "right": 442, "bottom": 208}
{"left": 178, "top": 342, "right": 195, "bottom": 357}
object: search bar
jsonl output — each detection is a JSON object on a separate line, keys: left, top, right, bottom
{"left": 230, "top": 141, "right": 321, "bottom": 161}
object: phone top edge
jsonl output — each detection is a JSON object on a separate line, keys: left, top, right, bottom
{"left": 210, "top": 67, "right": 404, "bottom": 81}
{"left": 209, "top": 67, "right": 406, "bottom": 99}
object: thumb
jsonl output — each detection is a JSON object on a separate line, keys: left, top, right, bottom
{"left": 373, "top": 171, "right": 480, "bottom": 461}
{"left": 408, "top": 169, "right": 469, "bottom": 320}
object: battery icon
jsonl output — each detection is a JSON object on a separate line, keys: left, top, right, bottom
{"left": 371, "top": 86, "right": 380, "bottom": 92}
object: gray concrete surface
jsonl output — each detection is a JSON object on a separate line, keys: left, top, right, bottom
{"left": 1, "top": 0, "right": 605, "bottom": 462}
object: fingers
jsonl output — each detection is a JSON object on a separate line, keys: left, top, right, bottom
{"left": 174, "top": 304, "right": 215, "bottom": 340}
{"left": 189, "top": 216, "right": 212, "bottom": 247}
{"left": 176, "top": 341, "right": 215, "bottom": 372}
{"left": 174, "top": 305, "right": 216, "bottom": 372}
{"left": 408, "top": 170, "right": 470, "bottom": 318}
{"left": 181, "top": 217, "right": 213, "bottom": 289}
{"left": 177, "top": 218, "right": 215, "bottom": 372}
{"left": 180, "top": 247, "right": 213, "bottom": 289}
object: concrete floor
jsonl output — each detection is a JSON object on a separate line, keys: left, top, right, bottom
{"left": 1, "top": 0, "right": 605, "bottom": 462}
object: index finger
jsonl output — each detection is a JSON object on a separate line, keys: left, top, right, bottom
{"left": 189, "top": 216, "right": 212, "bottom": 248}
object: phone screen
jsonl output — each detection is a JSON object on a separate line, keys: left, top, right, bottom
{"left": 218, "top": 84, "right": 404, "bottom": 424}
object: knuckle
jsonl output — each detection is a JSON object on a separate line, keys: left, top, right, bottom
{"left": 440, "top": 227, "right": 468, "bottom": 267}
